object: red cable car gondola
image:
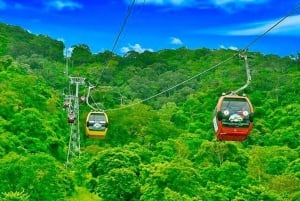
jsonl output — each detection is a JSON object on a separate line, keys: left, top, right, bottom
{"left": 67, "top": 111, "right": 76, "bottom": 123}
{"left": 213, "top": 93, "right": 254, "bottom": 141}
{"left": 85, "top": 111, "right": 109, "bottom": 139}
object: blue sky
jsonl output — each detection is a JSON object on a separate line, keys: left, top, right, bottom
{"left": 0, "top": 0, "right": 299, "bottom": 56}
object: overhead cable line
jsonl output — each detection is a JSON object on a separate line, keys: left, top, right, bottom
{"left": 241, "top": 2, "right": 300, "bottom": 52}
{"left": 232, "top": 54, "right": 251, "bottom": 94}
{"left": 111, "top": 0, "right": 136, "bottom": 53}
{"left": 107, "top": 2, "right": 300, "bottom": 111}
{"left": 231, "top": 2, "right": 300, "bottom": 93}
{"left": 88, "top": 0, "right": 136, "bottom": 109}
{"left": 106, "top": 54, "right": 238, "bottom": 111}
{"left": 98, "top": 0, "right": 136, "bottom": 77}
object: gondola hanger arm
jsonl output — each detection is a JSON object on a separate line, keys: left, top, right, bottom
{"left": 86, "top": 84, "right": 97, "bottom": 111}
{"left": 232, "top": 53, "right": 251, "bottom": 95}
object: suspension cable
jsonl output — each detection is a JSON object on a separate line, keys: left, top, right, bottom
{"left": 87, "top": 0, "right": 137, "bottom": 111}
{"left": 106, "top": 53, "right": 238, "bottom": 111}
{"left": 111, "top": 0, "right": 136, "bottom": 53}
{"left": 241, "top": 3, "right": 300, "bottom": 52}
{"left": 232, "top": 54, "right": 251, "bottom": 94}
{"left": 231, "top": 3, "right": 300, "bottom": 94}
{"left": 86, "top": 84, "right": 97, "bottom": 111}
{"left": 105, "top": 2, "right": 300, "bottom": 111}
{"left": 99, "top": 0, "right": 136, "bottom": 76}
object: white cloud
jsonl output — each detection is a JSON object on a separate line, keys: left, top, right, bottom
{"left": 170, "top": 37, "right": 183, "bottom": 45}
{"left": 212, "top": 0, "right": 269, "bottom": 6}
{"left": 227, "top": 15, "right": 300, "bottom": 36}
{"left": 66, "top": 47, "right": 74, "bottom": 57}
{"left": 46, "top": 0, "right": 82, "bottom": 10}
{"left": 228, "top": 46, "right": 239, "bottom": 50}
{"left": 220, "top": 45, "right": 239, "bottom": 51}
{"left": 57, "top": 38, "right": 65, "bottom": 43}
{"left": 130, "top": 0, "right": 199, "bottom": 7}
{"left": 0, "top": 1, "right": 82, "bottom": 11}
{"left": 121, "top": 43, "right": 154, "bottom": 54}
{"left": 0, "top": 2, "right": 35, "bottom": 11}
{"left": 201, "top": 14, "right": 300, "bottom": 37}
{"left": 226, "top": 22, "right": 269, "bottom": 36}
{"left": 128, "top": 0, "right": 269, "bottom": 10}
{"left": 62, "top": 46, "right": 73, "bottom": 57}
{"left": 211, "top": 0, "right": 270, "bottom": 12}
{"left": 121, "top": 46, "right": 131, "bottom": 54}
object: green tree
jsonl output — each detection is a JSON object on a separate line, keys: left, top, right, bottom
{"left": 0, "top": 35, "right": 8, "bottom": 56}
{"left": 233, "top": 185, "right": 282, "bottom": 201}
{"left": 88, "top": 148, "right": 141, "bottom": 177}
{"left": 140, "top": 159, "right": 203, "bottom": 200}
{"left": 71, "top": 44, "right": 93, "bottom": 66}
{"left": 0, "top": 55, "right": 13, "bottom": 71}
{"left": 0, "top": 153, "right": 74, "bottom": 201}
{"left": 10, "top": 108, "right": 42, "bottom": 133}
{"left": 0, "top": 190, "right": 30, "bottom": 201}
{"left": 95, "top": 168, "right": 140, "bottom": 201}
{"left": 107, "top": 104, "right": 156, "bottom": 145}
{"left": 88, "top": 147, "right": 142, "bottom": 200}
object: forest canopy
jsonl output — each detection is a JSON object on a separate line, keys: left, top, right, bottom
{"left": 0, "top": 22, "right": 299, "bottom": 201}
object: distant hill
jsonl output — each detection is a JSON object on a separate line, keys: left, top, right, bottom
{"left": 0, "top": 22, "right": 64, "bottom": 61}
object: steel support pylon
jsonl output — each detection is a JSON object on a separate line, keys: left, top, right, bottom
{"left": 65, "top": 77, "right": 85, "bottom": 167}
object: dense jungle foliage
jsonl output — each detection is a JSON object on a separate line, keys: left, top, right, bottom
{"left": 0, "top": 22, "right": 300, "bottom": 201}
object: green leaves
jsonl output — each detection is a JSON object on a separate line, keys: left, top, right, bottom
{"left": 70, "top": 44, "right": 93, "bottom": 66}
{"left": 1, "top": 27, "right": 300, "bottom": 200}
{"left": 0, "top": 153, "right": 74, "bottom": 201}
{"left": 96, "top": 168, "right": 140, "bottom": 201}
{"left": 1, "top": 190, "right": 30, "bottom": 201}
{"left": 88, "top": 147, "right": 142, "bottom": 201}
{"left": 140, "top": 159, "right": 203, "bottom": 201}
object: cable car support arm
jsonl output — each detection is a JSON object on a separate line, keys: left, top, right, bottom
{"left": 86, "top": 84, "right": 97, "bottom": 111}
{"left": 232, "top": 53, "right": 251, "bottom": 94}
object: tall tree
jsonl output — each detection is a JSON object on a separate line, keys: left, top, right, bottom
{"left": 71, "top": 44, "right": 93, "bottom": 66}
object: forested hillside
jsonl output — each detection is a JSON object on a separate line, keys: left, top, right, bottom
{"left": 0, "top": 23, "right": 299, "bottom": 201}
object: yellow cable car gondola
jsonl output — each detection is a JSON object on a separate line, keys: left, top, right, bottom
{"left": 85, "top": 111, "right": 109, "bottom": 139}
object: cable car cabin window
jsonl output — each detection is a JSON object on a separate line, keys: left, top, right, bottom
{"left": 220, "top": 98, "right": 251, "bottom": 128}
{"left": 87, "top": 113, "right": 107, "bottom": 131}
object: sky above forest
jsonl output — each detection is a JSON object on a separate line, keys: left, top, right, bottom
{"left": 0, "top": 0, "right": 299, "bottom": 56}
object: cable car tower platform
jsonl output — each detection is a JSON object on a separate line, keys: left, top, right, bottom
{"left": 65, "top": 76, "right": 85, "bottom": 167}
